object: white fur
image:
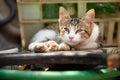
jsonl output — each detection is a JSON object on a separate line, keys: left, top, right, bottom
{"left": 75, "top": 24, "right": 100, "bottom": 49}
{"left": 31, "top": 29, "right": 57, "bottom": 42}
{"left": 28, "top": 42, "right": 40, "bottom": 51}
{"left": 62, "top": 23, "right": 99, "bottom": 49}
{"left": 29, "top": 29, "right": 57, "bottom": 51}
{"left": 87, "top": 24, "right": 99, "bottom": 42}
{"left": 28, "top": 24, "right": 99, "bottom": 51}
{"left": 63, "top": 25, "right": 84, "bottom": 46}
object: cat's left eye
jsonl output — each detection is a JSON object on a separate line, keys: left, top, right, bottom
{"left": 64, "top": 28, "right": 69, "bottom": 33}
{"left": 75, "top": 29, "right": 82, "bottom": 33}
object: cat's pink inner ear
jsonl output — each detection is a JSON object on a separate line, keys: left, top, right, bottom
{"left": 83, "top": 9, "right": 95, "bottom": 25}
{"left": 59, "top": 7, "right": 71, "bottom": 23}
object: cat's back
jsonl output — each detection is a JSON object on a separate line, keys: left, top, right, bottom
{"left": 31, "top": 23, "right": 59, "bottom": 42}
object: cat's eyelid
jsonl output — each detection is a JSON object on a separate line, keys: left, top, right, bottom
{"left": 75, "top": 29, "right": 82, "bottom": 33}
{"left": 64, "top": 27, "right": 69, "bottom": 33}
{"left": 64, "top": 27, "right": 68, "bottom": 30}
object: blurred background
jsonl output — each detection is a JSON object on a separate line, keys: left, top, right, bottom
{"left": 0, "top": 0, "right": 120, "bottom": 50}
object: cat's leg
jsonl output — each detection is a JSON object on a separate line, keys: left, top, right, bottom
{"left": 77, "top": 42, "right": 99, "bottom": 49}
{"left": 29, "top": 41, "right": 59, "bottom": 52}
{"left": 58, "top": 43, "right": 70, "bottom": 51}
{"left": 35, "top": 43, "right": 47, "bottom": 52}
{"left": 84, "top": 42, "right": 98, "bottom": 49}
{"left": 46, "top": 41, "right": 59, "bottom": 51}
{"left": 28, "top": 42, "right": 47, "bottom": 52}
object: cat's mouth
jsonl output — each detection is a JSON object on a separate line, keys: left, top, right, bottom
{"left": 69, "top": 39, "right": 73, "bottom": 42}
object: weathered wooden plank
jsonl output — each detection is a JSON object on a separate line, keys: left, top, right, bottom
{"left": 0, "top": 49, "right": 106, "bottom": 66}
{"left": 118, "top": 22, "right": 120, "bottom": 47}
{"left": 20, "top": 20, "right": 41, "bottom": 23}
{"left": 20, "top": 24, "right": 26, "bottom": 48}
{"left": 17, "top": 1, "right": 22, "bottom": 22}
{"left": 39, "top": 3, "right": 43, "bottom": 23}
{"left": 78, "top": 3, "right": 86, "bottom": 18}
{"left": 107, "top": 22, "right": 115, "bottom": 45}
{"left": 20, "top": 19, "right": 58, "bottom": 23}
{"left": 19, "top": 18, "right": 120, "bottom": 24}
{"left": 17, "top": 0, "right": 120, "bottom": 3}
{"left": 103, "top": 47, "right": 117, "bottom": 53}
{"left": 0, "top": 48, "right": 18, "bottom": 54}
{"left": 17, "top": 0, "right": 26, "bottom": 48}
{"left": 95, "top": 18, "right": 120, "bottom": 22}
{"left": 99, "top": 22, "right": 105, "bottom": 40}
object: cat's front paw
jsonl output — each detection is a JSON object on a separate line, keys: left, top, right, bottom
{"left": 58, "top": 43, "right": 70, "bottom": 51}
{"left": 34, "top": 43, "right": 46, "bottom": 52}
{"left": 47, "top": 41, "right": 59, "bottom": 51}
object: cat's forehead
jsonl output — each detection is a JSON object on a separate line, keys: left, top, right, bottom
{"left": 61, "top": 18, "right": 88, "bottom": 29}
{"left": 69, "top": 18, "right": 81, "bottom": 26}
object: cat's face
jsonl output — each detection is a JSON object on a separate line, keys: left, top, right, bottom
{"left": 59, "top": 7, "right": 95, "bottom": 46}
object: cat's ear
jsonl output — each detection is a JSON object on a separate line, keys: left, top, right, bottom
{"left": 59, "top": 7, "right": 71, "bottom": 24}
{"left": 82, "top": 9, "right": 95, "bottom": 26}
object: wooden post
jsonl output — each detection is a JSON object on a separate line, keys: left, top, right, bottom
{"left": 77, "top": 3, "right": 86, "bottom": 18}
{"left": 17, "top": 0, "right": 25, "bottom": 48}
{"left": 118, "top": 22, "right": 120, "bottom": 47}
{"left": 99, "top": 22, "right": 105, "bottom": 40}
{"left": 107, "top": 21, "right": 115, "bottom": 45}
{"left": 39, "top": 0, "right": 43, "bottom": 26}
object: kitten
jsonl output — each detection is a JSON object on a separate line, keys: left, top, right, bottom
{"left": 28, "top": 7, "right": 100, "bottom": 52}
{"left": 107, "top": 48, "right": 120, "bottom": 71}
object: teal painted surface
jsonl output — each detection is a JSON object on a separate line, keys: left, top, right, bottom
{"left": 0, "top": 69, "right": 119, "bottom": 80}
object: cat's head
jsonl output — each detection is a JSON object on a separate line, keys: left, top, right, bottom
{"left": 59, "top": 7, "right": 95, "bottom": 46}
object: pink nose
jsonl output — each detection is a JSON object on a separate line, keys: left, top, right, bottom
{"left": 69, "top": 36, "right": 74, "bottom": 40}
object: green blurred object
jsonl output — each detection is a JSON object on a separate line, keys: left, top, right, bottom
{"left": 87, "top": 3, "right": 118, "bottom": 16}
{"left": 43, "top": 3, "right": 77, "bottom": 19}
{"left": 43, "top": 4, "right": 60, "bottom": 19}
{"left": 0, "top": 69, "right": 119, "bottom": 80}
{"left": 43, "top": 3, "right": 118, "bottom": 18}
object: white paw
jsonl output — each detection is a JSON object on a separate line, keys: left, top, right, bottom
{"left": 47, "top": 41, "right": 59, "bottom": 51}
{"left": 58, "top": 43, "right": 70, "bottom": 51}
{"left": 34, "top": 43, "right": 46, "bottom": 52}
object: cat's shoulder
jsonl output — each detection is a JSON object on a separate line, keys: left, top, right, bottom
{"left": 88, "top": 23, "right": 100, "bottom": 42}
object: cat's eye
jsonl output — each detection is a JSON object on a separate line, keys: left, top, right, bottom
{"left": 64, "top": 28, "right": 69, "bottom": 33}
{"left": 75, "top": 29, "right": 82, "bottom": 33}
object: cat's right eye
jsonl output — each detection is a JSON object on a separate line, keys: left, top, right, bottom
{"left": 75, "top": 29, "right": 82, "bottom": 34}
{"left": 64, "top": 28, "right": 69, "bottom": 33}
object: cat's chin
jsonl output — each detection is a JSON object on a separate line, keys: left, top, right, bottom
{"left": 66, "top": 41, "right": 80, "bottom": 46}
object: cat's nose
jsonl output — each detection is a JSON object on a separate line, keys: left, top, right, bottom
{"left": 69, "top": 36, "right": 74, "bottom": 40}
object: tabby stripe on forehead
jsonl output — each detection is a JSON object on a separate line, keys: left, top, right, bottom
{"left": 70, "top": 18, "right": 81, "bottom": 26}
